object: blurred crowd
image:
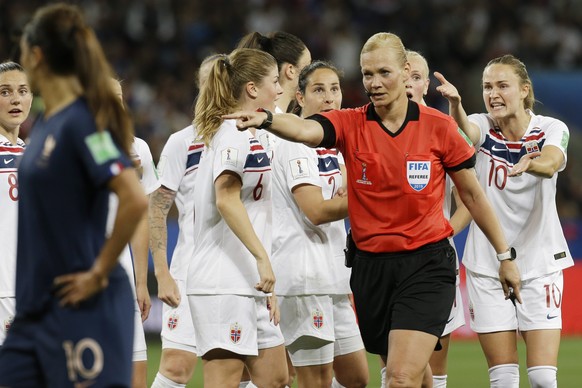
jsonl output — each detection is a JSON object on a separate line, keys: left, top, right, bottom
{"left": 1, "top": 0, "right": 581, "bottom": 217}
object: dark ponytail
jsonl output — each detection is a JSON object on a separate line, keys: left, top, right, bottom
{"left": 23, "top": 3, "right": 133, "bottom": 154}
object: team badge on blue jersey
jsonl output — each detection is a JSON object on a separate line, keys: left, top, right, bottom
{"left": 312, "top": 309, "right": 324, "bottom": 329}
{"left": 290, "top": 157, "right": 310, "bottom": 179}
{"left": 407, "top": 161, "right": 431, "bottom": 191}
{"left": 221, "top": 147, "right": 238, "bottom": 167}
{"left": 524, "top": 141, "right": 540, "bottom": 154}
{"left": 230, "top": 322, "right": 242, "bottom": 344}
{"left": 167, "top": 313, "right": 179, "bottom": 330}
{"left": 37, "top": 134, "right": 56, "bottom": 167}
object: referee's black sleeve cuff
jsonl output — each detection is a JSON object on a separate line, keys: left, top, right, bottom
{"left": 305, "top": 114, "right": 336, "bottom": 149}
{"left": 446, "top": 153, "right": 476, "bottom": 172}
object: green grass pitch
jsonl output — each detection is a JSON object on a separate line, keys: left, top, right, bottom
{"left": 144, "top": 335, "right": 582, "bottom": 387}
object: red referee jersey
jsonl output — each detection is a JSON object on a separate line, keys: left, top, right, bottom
{"left": 315, "top": 101, "right": 475, "bottom": 253}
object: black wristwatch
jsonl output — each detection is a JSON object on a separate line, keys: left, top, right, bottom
{"left": 496, "top": 247, "right": 517, "bottom": 261}
{"left": 256, "top": 108, "right": 273, "bottom": 129}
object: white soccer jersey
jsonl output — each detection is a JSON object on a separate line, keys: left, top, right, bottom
{"left": 271, "top": 139, "right": 350, "bottom": 295}
{"left": 132, "top": 137, "right": 160, "bottom": 196}
{"left": 157, "top": 125, "right": 203, "bottom": 279}
{"left": 463, "top": 111, "right": 573, "bottom": 280}
{"left": 187, "top": 120, "right": 272, "bottom": 296}
{"left": 0, "top": 136, "right": 25, "bottom": 297}
{"left": 108, "top": 137, "right": 160, "bottom": 288}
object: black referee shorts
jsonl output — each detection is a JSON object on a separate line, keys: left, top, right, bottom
{"left": 350, "top": 239, "right": 456, "bottom": 356}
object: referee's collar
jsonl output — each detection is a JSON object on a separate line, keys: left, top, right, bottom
{"left": 365, "top": 100, "right": 420, "bottom": 136}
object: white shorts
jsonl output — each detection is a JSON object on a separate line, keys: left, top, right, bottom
{"left": 467, "top": 270, "right": 563, "bottom": 333}
{"left": 0, "top": 297, "right": 15, "bottom": 346}
{"left": 279, "top": 294, "right": 364, "bottom": 366}
{"left": 132, "top": 298, "right": 147, "bottom": 362}
{"left": 160, "top": 279, "right": 197, "bottom": 353}
{"left": 442, "top": 281, "right": 465, "bottom": 336}
{"left": 188, "top": 294, "right": 284, "bottom": 357}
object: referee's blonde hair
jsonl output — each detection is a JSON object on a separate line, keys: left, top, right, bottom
{"left": 361, "top": 32, "right": 407, "bottom": 69}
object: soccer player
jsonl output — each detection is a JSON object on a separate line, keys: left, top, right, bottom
{"left": 110, "top": 77, "right": 158, "bottom": 388}
{"left": 435, "top": 54, "right": 573, "bottom": 388}
{"left": 0, "top": 61, "right": 32, "bottom": 347}
{"left": 0, "top": 3, "right": 147, "bottom": 387}
{"left": 149, "top": 54, "right": 218, "bottom": 388}
{"left": 187, "top": 49, "right": 288, "bottom": 388}
{"left": 397, "top": 50, "right": 466, "bottom": 388}
{"left": 225, "top": 32, "right": 520, "bottom": 388}
{"left": 271, "top": 60, "right": 368, "bottom": 388}
{"left": 237, "top": 31, "right": 311, "bottom": 114}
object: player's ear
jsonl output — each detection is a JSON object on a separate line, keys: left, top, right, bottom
{"left": 296, "top": 90, "right": 306, "bottom": 108}
{"left": 246, "top": 82, "right": 258, "bottom": 98}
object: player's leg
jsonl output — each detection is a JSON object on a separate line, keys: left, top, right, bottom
{"left": 246, "top": 344, "right": 289, "bottom": 388}
{"left": 153, "top": 279, "right": 198, "bottom": 387}
{"left": 518, "top": 271, "right": 563, "bottom": 388}
{"left": 203, "top": 348, "right": 246, "bottom": 388}
{"left": 522, "top": 329, "right": 560, "bottom": 388}
{"left": 429, "top": 335, "right": 450, "bottom": 387}
{"left": 131, "top": 304, "right": 148, "bottom": 388}
{"left": 429, "top": 278, "right": 465, "bottom": 387}
{"left": 245, "top": 296, "right": 288, "bottom": 387}
{"left": 152, "top": 348, "right": 197, "bottom": 387}
{"left": 385, "top": 329, "right": 439, "bottom": 387}
{"left": 286, "top": 336, "right": 334, "bottom": 388}
{"left": 331, "top": 295, "right": 368, "bottom": 388}
{"left": 467, "top": 269, "right": 520, "bottom": 387}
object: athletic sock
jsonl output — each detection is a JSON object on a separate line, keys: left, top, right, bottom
{"left": 331, "top": 377, "right": 345, "bottom": 387}
{"left": 380, "top": 366, "right": 386, "bottom": 388}
{"left": 488, "top": 363, "right": 519, "bottom": 388}
{"left": 527, "top": 366, "right": 557, "bottom": 388}
{"left": 151, "top": 372, "right": 186, "bottom": 388}
{"left": 239, "top": 381, "right": 258, "bottom": 388}
{"left": 433, "top": 374, "right": 447, "bottom": 387}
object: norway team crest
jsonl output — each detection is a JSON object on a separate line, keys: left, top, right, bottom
{"left": 524, "top": 141, "right": 540, "bottom": 154}
{"left": 3, "top": 316, "right": 13, "bottom": 333}
{"left": 230, "top": 322, "right": 242, "bottom": 344}
{"left": 407, "top": 161, "right": 430, "bottom": 191}
{"left": 312, "top": 309, "right": 324, "bottom": 329}
{"left": 167, "top": 313, "right": 179, "bottom": 330}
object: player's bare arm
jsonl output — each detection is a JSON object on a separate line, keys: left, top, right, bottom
{"left": 149, "top": 185, "right": 181, "bottom": 307}
{"left": 449, "top": 167, "right": 522, "bottom": 303}
{"left": 215, "top": 171, "right": 275, "bottom": 293}
{"left": 223, "top": 111, "right": 325, "bottom": 148}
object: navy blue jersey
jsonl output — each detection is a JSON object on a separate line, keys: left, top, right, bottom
{"left": 15, "top": 98, "right": 132, "bottom": 316}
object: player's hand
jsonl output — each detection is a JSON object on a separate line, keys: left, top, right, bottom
{"left": 509, "top": 151, "right": 541, "bottom": 177}
{"left": 53, "top": 269, "right": 109, "bottom": 308}
{"left": 434, "top": 72, "right": 461, "bottom": 104}
{"left": 255, "top": 256, "right": 275, "bottom": 293}
{"left": 136, "top": 283, "right": 151, "bottom": 322}
{"left": 223, "top": 111, "right": 268, "bottom": 131}
{"left": 499, "top": 260, "right": 522, "bottom": 304}
{"left": 156, "top": 271, "right": 181, "bottom": 308}
{"left": 335, "top": 186, "right": 348, "bottom": 198}
{"left": 267, "top": 293, "right": 280, "bottom": 325}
